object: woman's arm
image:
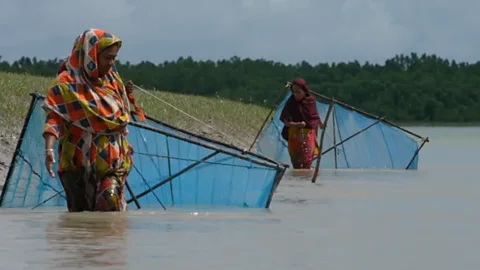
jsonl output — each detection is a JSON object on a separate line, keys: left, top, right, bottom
{"left": 43, "top": 111, "right": 61, "bottom": 147}
{"left": 43, "top": 133, "right": 57, "bottom": 150}
{"left": 43, "top": 111, "right": 61, "bottom": 178}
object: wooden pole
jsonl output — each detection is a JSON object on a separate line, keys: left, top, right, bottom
{"left": 125, "top": 181, "right": 141, "bottom": 209}
{"left": 247, "top": 86, "right": 290, "bottom": 152}
{"left": 332, "top": 103, "right": 338, "bottom": 169}
{"left": 405, "top": 137, "right": 430, "bottom": 169}
{"left": 311, "top": 102, "right": 335, "bottom": 183}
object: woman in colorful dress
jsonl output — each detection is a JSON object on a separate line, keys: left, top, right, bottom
{"left": 42, "top": 29, "right": 145, "bottom": 212}
{"left": 279, "top": 78, "right": 324, "bottom": 169}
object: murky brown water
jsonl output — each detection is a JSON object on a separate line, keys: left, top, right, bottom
{"left": 1, "top": 126, "right": 479, "bottom": 270}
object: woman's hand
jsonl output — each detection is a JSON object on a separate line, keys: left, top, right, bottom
{"left": 125, "top": 80, "right": 134, "bottom": 94}
{"left": 319, "top": 121, "right": 325, "bottom": 130}
{"left": 45, "top": 149, "right": 56, "bottom": 178}
{"left": 285, "top": 121, "right": 295, "bottom": 127}
{"left": 128, "top": 144, "right": 134, "bottom": 155}
{"left": 286, "top": 121, "right": 306, "bottom": 128}
{"left": 43, "top": 133, "right": 57, "bottom": 178}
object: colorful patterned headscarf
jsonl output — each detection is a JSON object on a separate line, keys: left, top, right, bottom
{"left": 43, "top": 28, "right": 145, "bottom": 135}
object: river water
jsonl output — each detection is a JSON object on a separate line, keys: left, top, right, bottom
{"left": 0, "top": 126, "right": 478, "bottom": 270}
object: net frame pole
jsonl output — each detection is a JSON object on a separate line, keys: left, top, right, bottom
{"left": 31, "top": 190, "right": 63, "bottom": 209}
{"left": 266, "top": 166, "right": 286, "bottom": 208}
{"left": 0, "top": 92, "right": 39, "bottom": 206}
{"left": 165, "top": 136, "right": 174, "bottom": 206}
{"left": 247, "top": 86, "right": 290, "bottom": 152}
{"left": 131, "top": 164, "right": 167, "bottom": 210}
{"left": 332, "top": 102, "right": 338, "bottom": 169}
{"left": 125, "top": 181, "right": 141, "bottom": 209}
{"left": 311, "top": 102, "right": 334, "bottom": 183}
{"left": 405, "top": 137, "right": 429, "bottom": 169}
{"left": 127, "top": 151, "right": 220, "bottom": 203}
{"left": 321, "top": 118, "right": 384, "bottom": 156}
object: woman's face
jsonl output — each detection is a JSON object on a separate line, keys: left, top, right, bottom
{"left": 97, "top": 44, "right": 119, "bottom": 77}
{"left": 292, "top": 85, "right": 306, "bottom": 101}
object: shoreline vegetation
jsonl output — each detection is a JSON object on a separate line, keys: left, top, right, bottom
{"left": 0, "top": 52, "right": 479, "bottom": 124}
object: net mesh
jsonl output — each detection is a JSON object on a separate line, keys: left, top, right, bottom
{"left": 0, "top": 93, "right": 285, "bottom": 209}
{"left": 256, "top": 93, "right": 425, "bottom": 170}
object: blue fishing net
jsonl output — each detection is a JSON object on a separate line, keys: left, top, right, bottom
{"left": 0, "top": 93, "right": 285, "bottom": 209}
{"left": 256, "top": 92, "right": 427, "bottom": 170}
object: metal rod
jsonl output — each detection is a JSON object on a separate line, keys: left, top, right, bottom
{"left": 312, "top": 102, "right": 335, "bottom": 183}
{"left": 247, "top": 86, "right": 289, "bottom": 152}
{"left": 127, "top": 151, "right": 220, "bottom": 203}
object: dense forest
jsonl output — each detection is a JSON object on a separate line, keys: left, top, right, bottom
{"left": 0, "top": 53, "right": 479, "bottom": 122}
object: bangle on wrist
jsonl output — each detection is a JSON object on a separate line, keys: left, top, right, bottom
{"left": 45, "top": 149, "right": 54, "bottom": 152}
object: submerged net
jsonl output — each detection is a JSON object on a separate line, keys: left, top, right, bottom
{"left": 256, "top": 92, "right": 428, "bottom": 170}
{"left": 0, "top": 93, "right": 286, "bottom": 210}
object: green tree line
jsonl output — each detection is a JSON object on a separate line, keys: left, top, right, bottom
{"left": 1, "top": 53, "right": 479, "bottom": 122}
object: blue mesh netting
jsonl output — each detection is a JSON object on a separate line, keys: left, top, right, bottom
{"left": 256, "top": 93, "right": 425, "bottom": 170}
{"left": 0, "top": 93, "right": 285, "bottom": 209}
{"left": 130, "top": 113, "right": 281, "bottom": 167}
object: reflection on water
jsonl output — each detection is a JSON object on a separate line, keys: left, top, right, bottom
{"left": 45, "top": 213, "right": 129, "bottom": 269}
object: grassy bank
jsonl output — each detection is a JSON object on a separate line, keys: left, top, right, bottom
{"left": 0, "top": 72, "right": 270, "bottom": 148}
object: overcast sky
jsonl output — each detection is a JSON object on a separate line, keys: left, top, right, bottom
{"left": 0, "top": 0, "right": 477, "bottom": 65}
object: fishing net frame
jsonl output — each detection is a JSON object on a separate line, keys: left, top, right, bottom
{"left": 252, "top": 86, "right": 430, "bottom": 183}
{"left": 309, "top": 91, "right": 429, "bottom": 182}
{"left": 0, "top": 92, "right": 288, "bottom": 210}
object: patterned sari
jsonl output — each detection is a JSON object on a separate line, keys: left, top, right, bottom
{"left": 42, "top": 29, "right": 145, "bottom": 212}
{"left": 287, "top": 127, "right": 319, "bottom": 169}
